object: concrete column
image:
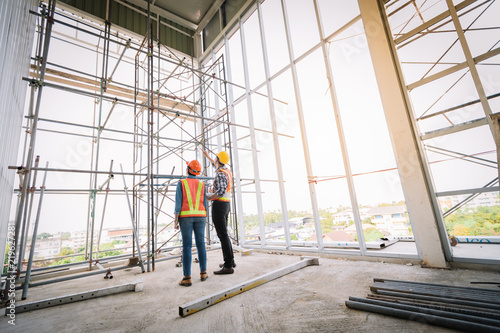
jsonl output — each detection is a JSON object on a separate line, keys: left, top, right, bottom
{"left": 357, "top": 0, "right": 448, "bottom": 268}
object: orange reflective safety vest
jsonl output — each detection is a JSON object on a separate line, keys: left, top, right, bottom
{"left": 215, "top": 168, "right": 232, "bottom": 202}
{"left": 180, "top": 178, "right": 206, "bottom": 217}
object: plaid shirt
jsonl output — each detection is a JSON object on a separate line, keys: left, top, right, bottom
{"left": 213, "top": 165, "right": 229, "bottom": 198}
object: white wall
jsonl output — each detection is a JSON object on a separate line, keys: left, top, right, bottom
{"left": 0, "top": 0, "right": 38, "bottom": 262}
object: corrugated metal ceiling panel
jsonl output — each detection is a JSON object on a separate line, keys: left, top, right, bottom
{"left": 58, "top": 0, "right": 194, "bottom": 56}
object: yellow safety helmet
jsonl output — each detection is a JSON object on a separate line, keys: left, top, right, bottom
{"left": 217, "top": 151, "right": 229, "bottom": 165}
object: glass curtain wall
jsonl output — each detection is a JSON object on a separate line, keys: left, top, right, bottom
{"left": 200, "top": 0, "right": 433, "bottom": 258}
{"left": 383, "top": 0, "right": 500, "bottom": 263}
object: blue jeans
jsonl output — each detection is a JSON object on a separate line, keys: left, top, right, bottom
{"left": 179, "top": 217, "right": 207, "bottom": 277}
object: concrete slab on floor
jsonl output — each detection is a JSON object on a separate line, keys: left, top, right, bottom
{"left": 1, "top": 251, "right": 499, "bottom": 332}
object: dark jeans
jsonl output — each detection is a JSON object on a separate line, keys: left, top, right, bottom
{"left": 212, "top": 200, "right": 234, "bottom": 268}
{"left": 179, "top": 217, "right": 207, "bottom": 277}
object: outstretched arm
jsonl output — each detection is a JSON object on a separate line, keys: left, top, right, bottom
{"left": 200, "top": 148, "right": 214, "bottom": 165}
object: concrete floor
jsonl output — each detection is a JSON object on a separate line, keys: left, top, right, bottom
{"left": 1, "top": 250, "right": 499, "bottom": 333}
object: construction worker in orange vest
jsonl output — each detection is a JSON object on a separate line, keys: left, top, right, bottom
{"left": 174, "top": 160, "right": 208, "bottom": 286}
{"left": 201, "top": 149, "right": 235, "bottom": 275}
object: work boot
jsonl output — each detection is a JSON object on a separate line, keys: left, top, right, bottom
{"left": 179, "top": 276, "right": 192, "bottom": 287}
{"left": 213, "top": 266, "right": 234, "bottom": 275}
{"left": 200, "top": 271, "right": 208, "bottom": 281}
{"left": 218, "top": 262, "right": 236, "bottom": 268}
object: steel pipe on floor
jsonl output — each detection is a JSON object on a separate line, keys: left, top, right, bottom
{"left": 345, "top": 300, "right": 500, "bottom": 333}
{"left": 348, "top": 296, "right": 500, "bottom": 327}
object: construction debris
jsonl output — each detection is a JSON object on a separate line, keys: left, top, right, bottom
{"left": 8, "top": 280, "right": 143, "bottom": 315}
{"left": 233, "top": 244, "right": 252, "bottom": 256}
{"left": 346, "top": 278, "right": 500, "bottom": 332}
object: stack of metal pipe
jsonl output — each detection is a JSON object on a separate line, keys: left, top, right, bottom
{"left": 346, "top": 278, "right": 500, "bottom": 332}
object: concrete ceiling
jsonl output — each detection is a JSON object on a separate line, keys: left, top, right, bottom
{"left": 145, "top": 0, "right": 223, "bottom": 33}
{"left": 153, "top": 0, "right": 215, "bottom": 26}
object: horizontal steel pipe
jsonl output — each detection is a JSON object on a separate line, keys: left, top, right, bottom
{"left": 374, "top": 278, "right": 500, "bottom": 294}
{"left": 367, "top": 294, "right": 500, "bottom": 320}
{"left": 349, "top": 296, "right": 500, "bottom": 327}
{"left": 345, "top": 300, "right": 500, "bottom": 333}
{"left": 374, "top": 289, "right": 500, "bottom": 311}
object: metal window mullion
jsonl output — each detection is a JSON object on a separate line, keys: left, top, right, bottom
{"left": 257, "top": 1, "right": 290, "bottom": 249}
{"left": 313, "top": 0, "right": 366, "bottom": 255}
{"left": 280, "top": 0, "right": 323, "bottom": 251}
{"left": 445, "top": 0, "right": 495, "bottom": 136}
{"left": 223, "top": 33, "right": 246, "bottom": 245}
{"left": 239, "top": 19, "right": 266, "bottom": 247}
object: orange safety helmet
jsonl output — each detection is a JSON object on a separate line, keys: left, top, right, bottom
{"left": 186, "top": 160, "right": 202, "bottom": 175}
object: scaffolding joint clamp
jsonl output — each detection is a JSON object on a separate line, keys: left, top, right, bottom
{"left": 16, "top": 167, "right": 28, "bottom": 175}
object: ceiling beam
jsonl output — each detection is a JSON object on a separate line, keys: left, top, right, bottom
{"left": 196, "top": 0, "right": 225, "bottom": 34}
{"left": 124, "top": 0, "right": 198, "bottom": 31}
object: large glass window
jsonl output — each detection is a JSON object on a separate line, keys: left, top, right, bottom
{"left": 283, "top": 0, "right": 320, "bottom": 58}
{"left": 386, "top": 0, "right": 500, "bottom": 261}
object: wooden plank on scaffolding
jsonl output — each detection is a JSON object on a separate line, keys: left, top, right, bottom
{"left": 29, "top": 65, "right": 194, "bottom": 114}
{"left": 8, "top": 280, "right": 143, "bottom": 315}
{"left": 178, "top": 257, "right": 319, "bottom": 317}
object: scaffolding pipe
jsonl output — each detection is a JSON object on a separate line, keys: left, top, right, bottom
{"left": 21, "top": 162, "right": 49, "bottom": 300}
{"left": 108, "top": 39, "right": 131, "bottom": 82}
{"left": 120, "top": 164, "right": 145, "bottom": 273}
{"left": 89, "top": 23, "right": 111, "bottom": 270}
{"left": 345, "top": 300, "right": 500, "bottom": 332}
{"left": 17, "top": 156, "right": 40, "bottom": 273}
{"left": 147, "top": 0, "right": 154, "bottom": 271}
{"left": 95, "top": 160, "right": 114, "bottom": 261}
{"left": 12, "top": 0, "right": 56, "bottom": 282}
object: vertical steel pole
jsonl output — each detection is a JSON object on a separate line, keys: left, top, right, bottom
{"left": 120, "top": 164, "right": 145, "bottom": 273}
{"left": 212, "top": 52, "right": 222, "bottom": 151}
{"left": 95, "top": 160, "right": 114, "bottom": 260}
{"left": 89, "top": 20, "right": 111, "bottom": 270}
{"left": 280, "top": 0, "right": 324, "bottom": 250}
{"left": 256, "top": 1, "right": 291, "bottom": 249}
{"left": 133, "top": 47, "right": 139, "bottom": 262}
{"left": 239, "top": 18, "right": 267, "bottom": 247}
{"left": 146, "top": 0, "right": 153, "bottom": 272}
{"left": 13, "top": 0, "right": 56, "bottom": 279}
{"left": 156, "top": 37, "right": 160, "bottom": 263}
{"left": 312, "top": 0, "right": 366, "bottom": 254}
{"left": 22, "top": 162, "right": 49, "bottom": 300}
{"left": 17, "top": 156, "right": 40, "bottom": 271}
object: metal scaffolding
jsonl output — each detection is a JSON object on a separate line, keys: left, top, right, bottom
{"left": 5, "top": 0, "right": 235, "bottom": 298}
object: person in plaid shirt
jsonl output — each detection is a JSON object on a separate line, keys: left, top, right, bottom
{"left": 201, "top": 149, "right": 236, "bottom": 274}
